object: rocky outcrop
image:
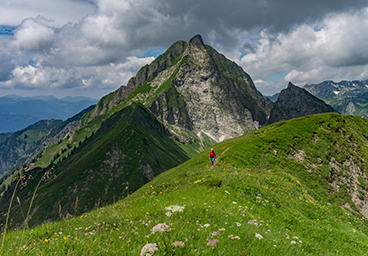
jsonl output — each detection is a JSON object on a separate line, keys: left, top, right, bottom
{"left": 268, "top": 82, "right": 337, "bottom": 124}
{"left": 89, "top": 41, "right": 188, "bottom": 120}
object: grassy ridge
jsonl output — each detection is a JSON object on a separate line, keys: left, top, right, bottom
{"left": 0, "top": 104, "right": 190, "bottom": 228}
{"left": 2, "top": 113, "right": 368, "bottom": 255}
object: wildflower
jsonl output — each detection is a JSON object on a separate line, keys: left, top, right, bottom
{"left": 140, "top": 243, "right": 159, "bottom": 256}
{"left": 228, "top": 235, "right": 240, "bottom": 240}
{"left": 255, "top": 233, "right": 263, "bottom": 239}
{"left": 165, "top": 205, "right": 185, "bottom": 217}
{"left": 152, "top": 223, "right": 171, "bottom": 233}
{"left": 236, "top": 222, "right": 242, "bottom": 227}
{"left": 212, "top": 231, "right": 219, "bottom": 236}
{"left": 207, "top": 239, "right": 219, "bottom": 247}
{"left": 232, "top": 201, "right": 237, "bottom": 204}
{"left": 218, "top": 228, "right": 226, "bottom": 232}
{"left": 248, "top": 219, "right": 258, "bottom": 227}
{"left": 203, "top": 224, "right": 210, "bottom": 228}
{"left": 172, "top": 241, "right": 185, "bottom": 248}
{"left": 290, "top": 240, "right": 296, "bottom": 245}
{"left": 225, "top": 191, "right": 230, "bottom": 194}
{"left": 165, "top": 205, "right": 185, "bottom": 213}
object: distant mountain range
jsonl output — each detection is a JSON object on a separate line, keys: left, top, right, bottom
{"left": 0, "top": 95, "right": 98, "bottom": 133}
{"left": 303, "top": 80, "right": 368, "bottom": 116}
{"left": 0, "top": 105, "right": 95, "bottom": 178}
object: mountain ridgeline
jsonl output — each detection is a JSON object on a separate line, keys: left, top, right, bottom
{"left": 0, "top": 105, "right": 96, "bottom": 178}
{"left": 0, "top": 35, "right": 337, "bottom": 227}
{"left": 304, "top": 79, "right": 368, "bottom": 116}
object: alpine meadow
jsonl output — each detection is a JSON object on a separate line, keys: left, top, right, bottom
{"left": 1, "top": 35, "right": 368, "bottom": 256}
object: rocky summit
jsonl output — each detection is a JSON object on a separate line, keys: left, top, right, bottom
{"left": 90, "top": 34, "right": 273, "bottom": 144}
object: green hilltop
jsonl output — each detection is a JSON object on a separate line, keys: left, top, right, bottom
{"left": 2, "top": 113, "right": 368, "bottom": 255}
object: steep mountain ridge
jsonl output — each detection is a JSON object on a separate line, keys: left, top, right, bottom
{"left": 0, "top": 104, "right": 189, "bottom": 226}
{"left": 268, "top": 82, "right": 337, "bottom": 124}
{"left": 83, "top": 35, "right": 272, "bottom": 144}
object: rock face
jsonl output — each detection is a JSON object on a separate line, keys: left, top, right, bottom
{"left": 268, "top": 82, "right": 337, "bottom": 124}
{"left": 122, "top": 34, "right": 272, "bottom": 142}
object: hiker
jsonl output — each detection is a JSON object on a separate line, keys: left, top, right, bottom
{"left": 209, "top": 148, "right": 216, "bottom": 167}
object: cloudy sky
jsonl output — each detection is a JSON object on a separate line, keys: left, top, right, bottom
{"left": 1, "top": 0, "right": 368, "bottom": 99}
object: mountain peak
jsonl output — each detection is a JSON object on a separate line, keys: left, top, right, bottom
{"left": 287, "top": 81, "right": 294, "bottom": 88}
{"left": 189, "top": 34, "right": 205, "bottom": 47}
{"left": 268, "top": 82, "right": 336, "bottom": 124}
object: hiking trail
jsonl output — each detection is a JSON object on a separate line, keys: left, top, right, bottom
{"left": 210, "top": 144, "right": 235, "bottom": 169}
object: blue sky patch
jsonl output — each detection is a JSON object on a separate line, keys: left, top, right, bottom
{"left": 266, "top": 71, "right": 289, "bottom": 82}
{"left": 140, "top": 48, "right": 164, "bottom": 58}
{"left": 0, "top": 26, "right": 16, "bottom": 36}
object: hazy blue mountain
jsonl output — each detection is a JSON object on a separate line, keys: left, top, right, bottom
{"left": 0, "top": 105, "right": 95, "bottom": 178}
{"left": 264, "top": 93, "right": 280, "bottom": 102}
{"left": 0, "top": 95, "right": 98, "bottom": 132}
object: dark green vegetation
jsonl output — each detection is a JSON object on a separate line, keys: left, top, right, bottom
{"left": 0, "top": 104, "right": 189, "bottom": 227}
{"left": 2, "top": 113, "right": 368, "bottom": 255}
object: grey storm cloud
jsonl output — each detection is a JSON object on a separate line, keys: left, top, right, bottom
{"left": 1, "top": 0, "right": 368, "bottom": 97}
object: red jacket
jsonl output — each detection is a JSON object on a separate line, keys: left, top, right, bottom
{"left": 209, "top": 150, "right": 216, "bottom": 158}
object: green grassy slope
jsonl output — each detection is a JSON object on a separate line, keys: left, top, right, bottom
{"left": 2, "top": 113, "right": 368, "bottom": 255}
{"left": 0, "top": 104, "right": 189, "bottom": 228}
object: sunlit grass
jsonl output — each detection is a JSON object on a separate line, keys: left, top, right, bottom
{"left": 2, "top": 113, "right": 368, "bottom": 255}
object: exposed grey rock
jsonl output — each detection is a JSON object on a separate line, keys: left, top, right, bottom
{"left": 140, "top": 163, "right": 155, "bottom": 181}
{"left": 143, "top": 35, "right": 271, "bottom": 142}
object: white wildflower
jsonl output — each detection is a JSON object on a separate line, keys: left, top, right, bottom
{"left": 255, "top": 233, "right": 263, "bottom": 239}
{"left": 228, "top": 234, "right": 240, "bottom": 240}
{"left": 236, "top": 222, "right": 242, "bottom": 227}
{"left": 165, "top": 205, "right": 185, "bottom": 213}
{"left": 152, "top": 223, "right": 171, "bottom": 233}
{"left": 225, "top": 190, "right": 230, "bottom": 194}
{"left": 290, "top": 240, "right": 297, "bottom": 245}
{"left": 232, "top": 201, "right": 237, "bottom": 204}
{"left": 248, "top": 219, "right": 258, "bottom": 227}
{"left": 165, "top": 205, "right": 185, "bottom": 218}
{"left": 203, "top": 224, "right": 210, "bottom": 228}
{"left": 140, "top": 243, "right": 158, "bottom": 256}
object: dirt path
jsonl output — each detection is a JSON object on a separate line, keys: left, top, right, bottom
{"left": 210, "top": 144, "right": 235, "bottom": 169}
